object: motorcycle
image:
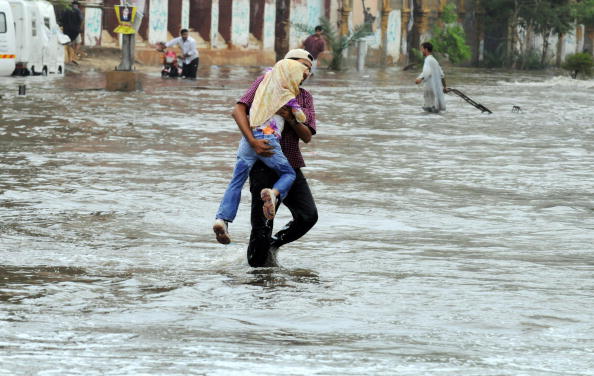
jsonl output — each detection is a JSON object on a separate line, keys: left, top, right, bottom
{"left": 161, "top": 50, "right": 182, "bottom": 78}
{"left": 156, "top": 43, "right": 182, "bottom": 78}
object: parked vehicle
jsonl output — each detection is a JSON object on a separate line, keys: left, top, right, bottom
{"left": 36, "top": 0, "right": 66, "bottom": 74}
{"left": 0, "top": 0, "right": 16, "bottom": 76}
{"left": 7, "top": 0, "right": 67, "bottom": 76}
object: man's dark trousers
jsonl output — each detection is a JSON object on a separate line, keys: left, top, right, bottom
{"left": 182, "top": 58, "right": 199, "bottom": 79}
{"left": 247, "top": 161, "right": 318, "bottom": 267}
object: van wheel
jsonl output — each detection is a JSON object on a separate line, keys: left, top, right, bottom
{"left": 58, "top": 66, "right": 63, "bottom": 74}
{"left": 42, "top": 67, "right": 48, "bottom": 76}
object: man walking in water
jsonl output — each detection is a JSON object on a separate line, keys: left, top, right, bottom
{"left": 415, "top": 42, "right": 449, "bottom": 113}
{"left": 161, "top": 29, "right": 199, "bottom": 79}
{"left": 231, "top": 49, "right": 318, "bottom": 267}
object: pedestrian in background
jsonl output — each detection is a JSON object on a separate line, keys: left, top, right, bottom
{"left": 161, "top": 29, "right": 199, "bottom": 79}
{"left": 58, "top": 0, "right": 83, "bottom": 64}
{"left": 301, "top": 26, "right": 325, "bottom": 75}
{"left": 415, "top": 42, "right": 449, "bottom": 113}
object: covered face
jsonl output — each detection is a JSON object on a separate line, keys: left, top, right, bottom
{"left": 249, "top": 59, "right": 308, "bottom": 128}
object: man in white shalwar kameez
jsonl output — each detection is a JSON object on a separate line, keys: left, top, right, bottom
{"left": 415, "top": 42, "right": 448, "bottom": 113}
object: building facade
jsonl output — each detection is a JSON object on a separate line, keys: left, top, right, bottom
{"left": 77, "top": 0, "right": 594, "bottom": 67}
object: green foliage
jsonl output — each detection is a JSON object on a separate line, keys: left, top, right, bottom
{"left": 410, "top": 48, "right": 423, "bottom": 63}
{"left": 483, "top": 43, "right": 507, "bottom": 68}
{"left": 483, "top": 0, "right": 575, "bottom": 68}
{"left": 52, "top": 0, "right": 73, "bottom": 12}
{"left": 515, "top": 48, "right": 547, "bottom": 70}
{"left": 574, "top": 0, "right": 594, "bottom": 26}
{"left": 428, "top": 4, "right": 471, "bottom": 64}
{"left": 562, "top": 53, "right": 593, "bottom": 78}
{"left": 293, "top": 17, "right": 369, "bottom": 70}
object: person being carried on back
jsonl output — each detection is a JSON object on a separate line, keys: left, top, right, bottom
{"left": 212, "top": 59, "right": 309, "bottom": 244}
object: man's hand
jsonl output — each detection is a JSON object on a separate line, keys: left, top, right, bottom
{"left": 443, "top": 87, "right": 451, "bottom": 93}
{"left": 250, "top": 138, "right": 274, "bottom": 157}
{"left": 415, "top": 78, "right": 422, "bottom": 85}
{"left": 276, "top": 106, "right": 294, "bottom": 120}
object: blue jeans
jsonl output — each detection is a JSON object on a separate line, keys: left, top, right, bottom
{"left": 216, "top": 132, "right": 296, "bottom": 222}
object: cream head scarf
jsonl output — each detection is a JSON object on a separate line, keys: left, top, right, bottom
{"left": 249, "top": 59, "right": 307, "bottom": 128}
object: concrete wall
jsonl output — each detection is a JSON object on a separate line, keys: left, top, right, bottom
{"left": 181, "top": 0, "right": 190, "bottom": 29}
{"left": 262, "top": 0, "right": 276, "bottom": 50}
{"left": 385, "top": 9, "right": 401, "bottom": 63}
{"left": 289, "top": 0, "right": 324, "bottom": 49}
{"left": 148, "top": 0, "right": 168, "bottom": 44}
{"left": 84, "top": 6, "right": 102, "bottom": 47}
{"left": 210, "top": 0, "right": 219, "bottom": 47}
{"left": 231, "top": 0, "right": 250, "bottom": 47}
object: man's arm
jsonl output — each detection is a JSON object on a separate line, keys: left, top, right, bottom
{"left": 164, "top": 37, "right": 177, "bottom": 48}
{"left": 231, "top": 103, "right": 274, "bottom": 156}
{"left": 441, "top": 77, "right": 449, "bottom": 93}
{"left": 277, "top": 108, "right": 312, "bottom": 143}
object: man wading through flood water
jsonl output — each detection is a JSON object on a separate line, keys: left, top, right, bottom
{"left": 415, "top": 42, "right": 449, "bottom": 113}
{"left": 231, "top": 49, "right": 318, "bottom": 267}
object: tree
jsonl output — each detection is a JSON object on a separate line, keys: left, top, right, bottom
{"left": 293, "top": 17, "right": 369, "bottom": 71}
{"left": 574, "top": 0, "right": 594, "bottom": 27}
{"left": 520, "top": 0, "right": 574, "bottom": 65}
{"left": 428, "top": 4, "right": 471, "bottom": 64}
{"left": 483, "top": 0, "right": 574, "bottom": 68}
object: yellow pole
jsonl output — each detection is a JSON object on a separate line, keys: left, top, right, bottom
{"left": 340, "top": 0, "right": 352, "bottom": 36}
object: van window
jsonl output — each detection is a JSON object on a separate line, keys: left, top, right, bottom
{"left": 44, "top": 17, "right": 50, "bottom": 29}
{"left": 32, "top": 20, "right": 36, "bottom": 36}
{"left": 0, "top": 12, "right": 6, "bottom": 33}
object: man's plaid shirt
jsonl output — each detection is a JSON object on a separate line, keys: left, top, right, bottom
{"left": 238, "top": 75, "right": 317, "bottom": 169}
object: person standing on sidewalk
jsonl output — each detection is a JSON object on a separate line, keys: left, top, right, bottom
{"left": 58, "top": 0, "right": 83, "bottom": 64}
{"left": 231, "top": 49, "right": 318, "bottom": 267}
{"left": 162, "top": 29, "right": 199, "bottom": 79}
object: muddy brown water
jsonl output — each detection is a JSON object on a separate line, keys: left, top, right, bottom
{"left": 1, "top": 66, "right": 594, "bottom": 375}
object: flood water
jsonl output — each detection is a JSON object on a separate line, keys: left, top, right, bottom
{"left": 1, "top": 65, "right": 594, "bottom": 375}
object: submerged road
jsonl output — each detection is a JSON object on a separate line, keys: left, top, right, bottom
{"left": 1, "top": 66, "right": 593, "bottom": 375}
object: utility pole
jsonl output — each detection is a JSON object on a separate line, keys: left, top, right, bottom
{"left": 106, "top": 0, "right": 145, "bottom": 91}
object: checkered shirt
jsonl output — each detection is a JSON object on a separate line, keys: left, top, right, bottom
{"left": 238, "top": 75, "right": 317, "bottom": 169}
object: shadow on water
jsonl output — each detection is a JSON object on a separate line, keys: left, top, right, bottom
{"left": 220, "top": 267, "right": 320, "bottom": 288}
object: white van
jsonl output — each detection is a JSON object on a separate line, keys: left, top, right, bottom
{"left": 9, "top": 0, "right": 65, "bottom": 76}
{"left": 0, "top": 0, "right": 16, "bottom": 76}
{"left": 36, "top": 0, "right": 65, "bottom": 74}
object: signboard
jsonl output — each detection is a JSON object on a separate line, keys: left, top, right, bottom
{"left": 113, "top": 5, "right": 137, "bottom": 34}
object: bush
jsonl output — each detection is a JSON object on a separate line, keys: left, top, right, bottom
{"left": 562, "top": 53, "right": 593, "bottom": 78}
{"left": 428, "top": 4, "right": 472, "bottom": 64}
{"left": 516, "top": 48, "right": 546, "bottom": 70}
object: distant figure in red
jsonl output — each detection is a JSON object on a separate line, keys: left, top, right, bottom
{"left": 301, "top": 26, "right": 325, "bottom": 75}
